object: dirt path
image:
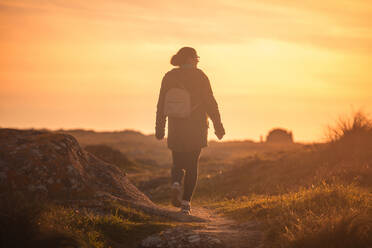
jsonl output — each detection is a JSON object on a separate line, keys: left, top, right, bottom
{"left": 140, "top": 206, "right": 264, "bottom": 248}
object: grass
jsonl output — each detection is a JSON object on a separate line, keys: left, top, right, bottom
{"left": 41, "top": 205, "right": 171, "bottom": 248}
{"left": 190, "top": 111, "right": 372, "bottom": 247}
{"left": 325, "top": 110, "right": 372, "bottom": 164}
{"left": 3, "top": 111, "right": 371, "bottom": 247}
{"left": 0, "top": 196, "right": 173, "bottom": 248}
{"left": 208, "top": 184, "right": 371, "bottom": 247}
{"left": 126, "top": 112, "right": 372, "bottom": 247}
{"left": 194, "top": 135, "right": 371, "bottom": 201}
{"left": 327, "top": 111, "right": 372, "bottom": 143}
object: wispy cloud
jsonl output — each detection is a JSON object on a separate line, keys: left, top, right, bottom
{"left": 1, "top": 0, "right": 371, "bottom": 52}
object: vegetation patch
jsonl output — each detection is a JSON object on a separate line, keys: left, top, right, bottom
{"left": 0, "top": 195, "right": 173, "bottom": 248}
{"left": 208, "top": 184, "right": 372, "bottom": 248}
{"left": 192, "top": 112, "right": 372, "bottom": 247}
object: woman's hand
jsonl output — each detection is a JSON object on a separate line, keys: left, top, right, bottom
{"left": 215, "top": 131, "right": 224, "bottom": 140}
{"left": 214, "top": 123, "right": 225, "bottom": 140}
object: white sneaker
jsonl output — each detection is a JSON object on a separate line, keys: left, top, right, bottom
{"left": 180, "top": 200, "right": 191, "bottom": 215}
{"left": 171, "top": 182, "right": 182, "bottom": 207}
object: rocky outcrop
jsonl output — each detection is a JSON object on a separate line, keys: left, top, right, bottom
{"left": 266, "top": 128, "right": 293, "bottom": 143}
{"left": 0, "top": 128, "right": 153, "bottom": 207}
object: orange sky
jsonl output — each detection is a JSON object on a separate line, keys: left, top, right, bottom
{"left": 1, "top": 0, "right": 372, "bottom": 142}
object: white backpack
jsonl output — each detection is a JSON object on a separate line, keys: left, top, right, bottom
{"left": 164, "top": 82, "right": 196, "bottom": 118}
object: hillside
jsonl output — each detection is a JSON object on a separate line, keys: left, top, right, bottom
{"left": 1, "top": 112, "right": 370, "bottom": 247}
{"left": 195, "top": 112, "right": 372, "bottom": 247}
{"left": 59, "top": 129, "right": 303, "bottom": 167}
{"left": 131, "top": 112, "right": 372, "bottom": 248}
{"left": 60, "top": 129, "right": 170, "bottom": 166}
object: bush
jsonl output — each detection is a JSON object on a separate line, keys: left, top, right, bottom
{"left": 326, "top": 111, "right": 372, "bottom": 163}
{"left": 327, "top": 111, "right": 372, "bottom": 142}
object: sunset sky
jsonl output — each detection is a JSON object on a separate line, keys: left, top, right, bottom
{"left": 1, "top": 0, "right": 371, "bottom": 142}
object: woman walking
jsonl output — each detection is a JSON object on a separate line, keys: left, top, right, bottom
{"left": 155, "top": 47, "right": 225, "bottom": 215}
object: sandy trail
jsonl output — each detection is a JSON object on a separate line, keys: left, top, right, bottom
{"left": 192, "top": 207, "right": 263, "bottom": 248}
{"left": 140, "top": 206, "right": 264, "bottom": 248}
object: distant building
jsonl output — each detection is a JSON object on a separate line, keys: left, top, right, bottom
{"left": 266, "top": 128, "right": 293, "bottom": 143}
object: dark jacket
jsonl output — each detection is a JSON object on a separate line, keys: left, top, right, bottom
{"left": 156, "top": 67, "right": 224, "bottom": 152}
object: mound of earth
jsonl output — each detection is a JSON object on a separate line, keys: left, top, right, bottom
{"left": 0, "top": 128, "right": 153, "bottom": 207}
{"left": 84, "top": 144, "right": 135, "bottom": 171}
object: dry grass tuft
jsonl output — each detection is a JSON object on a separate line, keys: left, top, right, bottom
{"left": 209, "top": 184, "right": 372, "bottom": 248}
{"left": 326, "top": 111, "right": 372, "bottom": 163}
{"left": 327, "top": 111, "right": 372, "bottom": 143}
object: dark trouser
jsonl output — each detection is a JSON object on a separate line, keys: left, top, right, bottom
{"left": 171, "top": 149, "right": 201, "bottom": 202}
